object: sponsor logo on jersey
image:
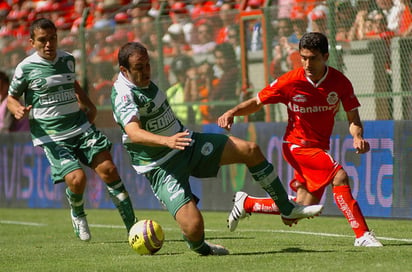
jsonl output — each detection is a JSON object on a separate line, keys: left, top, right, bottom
{"left": 289, "top": 92, "right": 339, "bottom": 114}
{"left": 288, "top": 102, "right": 338, "bottom": 113}
{"left": 292, "top": 94, "right": 307, "bottom": 103}
{"left": 145, "top": 106, "right": 176, "bottom": 131}
{"left": 39, "top": 88, "right": 77, "bottom": 105}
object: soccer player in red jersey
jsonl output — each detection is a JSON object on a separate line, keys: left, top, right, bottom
{"left": 218, "top": 32, "right": 383, "bottom": 247}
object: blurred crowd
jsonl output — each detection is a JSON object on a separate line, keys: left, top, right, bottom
{"left": 0, "top": 0, "right": 411, "bottom": 127}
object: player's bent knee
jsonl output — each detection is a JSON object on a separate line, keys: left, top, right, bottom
{"left": 243, "top": 141, "right": 264, "bottom": 161}
{"left": 95, "top": 160, "right": 120, "bottom": 180}
{"left": 332, "top": 169, "right": 349, "bottom": 187}
{"left": 65, "top": 169, "right": 87, "bottom": 189}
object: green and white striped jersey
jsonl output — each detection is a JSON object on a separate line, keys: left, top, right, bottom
{"left": 8, "top": 50, "right": 90, "bottom": 146}
{"left": 111, "top": 72, "right": 187, "bottom": 174}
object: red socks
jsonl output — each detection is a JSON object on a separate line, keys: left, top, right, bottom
{"left": 333, "top": 185, "right": 369, "bottom": 238}
{"left": 244, "top": 196, "right": 281, "bottom": 214}
{"left": 242, "top": 185, "right": 369, "bottom": 238}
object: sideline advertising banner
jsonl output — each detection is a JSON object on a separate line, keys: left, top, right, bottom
{"left": 0, "top": 121, "right": 407, "bottom": 219}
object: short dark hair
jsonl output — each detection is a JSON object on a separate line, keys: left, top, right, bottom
{"left": 299, "top": 32, "right": 329, "bottom": 54}
{"left": 30, "top": 18, "right": 57, "bottom": 39}
{"left": 118, "top": 42, "right": 148, "bottom": 70}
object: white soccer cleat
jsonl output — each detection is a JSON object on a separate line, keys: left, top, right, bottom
{"left": 227, "top": 191, "right": 250, "bottom": 232}
{"left": 354, "top": 231, "right": 383, "bottom": 247}
{"left": 281, "top": 202, "right": 323, "bottom": 226}
{"left": 206, "top": 242, "right": 230, "bottom": 255}
{"left": 71, "top": 212, "right": 91, "bottom": 241}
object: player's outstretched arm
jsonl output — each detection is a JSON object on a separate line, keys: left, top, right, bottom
{"left": 124, "top": 117, "right": 192, "bottom": 150}
{"left": 217, "top": 97, "right": 263, "bottom": 130}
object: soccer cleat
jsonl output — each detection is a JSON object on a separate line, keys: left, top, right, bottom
{"left": 206, "top": 242, "right": 230, "bottom": 255}
{"left": 354, "top": 231, "right": 383, "bottom": 247}
{"left": 227, "top": 191, "right": 250, "bottom": 232}
{"left": 71, "top": 212, "right": 91, "bottom": 241}
{"left": 281, "top": 202, "right": 323, "bottom": 227}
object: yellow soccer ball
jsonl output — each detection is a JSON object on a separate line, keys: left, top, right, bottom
{"left": 128, "top": 219, "right": 164, "bottom": 255}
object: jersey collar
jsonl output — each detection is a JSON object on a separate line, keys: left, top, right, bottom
{"left": 305, "top": 66, "right": 329, "bottom": 88}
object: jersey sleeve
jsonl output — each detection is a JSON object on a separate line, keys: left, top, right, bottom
{"left": 339, "top": 76, "right": 361, "bottom": 112}
{"left": 111, "top": 86, "right": 139, "bottom": 129}
{"left": 257, "top": 78, "right": 289, "bottom": 105}
{"left": 8, "top": 64, "right": 28, "bottom": 98}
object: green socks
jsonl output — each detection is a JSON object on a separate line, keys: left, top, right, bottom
{"left": 65, "top": 188, "right": 86, "bottom": 217}
{"left": 183, "top": 234, "right": 211, "bottom": 255}
{"left": 106, "top": 180, "right": 137, "bottom": 232}
{"left": 248, "top": 160, "right": 294, "bottom": 215}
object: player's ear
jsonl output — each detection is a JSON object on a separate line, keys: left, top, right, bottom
{"left": 119, "top": 66, "right": 129, "bottom": 77}
{"left": 323, "top": 52, "right": 329, "bottom": 62}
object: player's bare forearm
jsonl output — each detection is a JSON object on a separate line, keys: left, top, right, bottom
{"left": 347, "top": 109, "right": 369, "bottom": 153}
{"left": 217, "top": 97, "right": 263, "bottom": 130}
{"left": 231, "top": 97, "right": 263, "bottom": 116}
{"left": 125, "top": 118, "right": 192, "bottom": 150}
{"left": 7, "top": 95, "right": 32, "bottom": 120}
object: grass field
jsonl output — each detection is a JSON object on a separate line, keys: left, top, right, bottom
{"left": 1, "top": 208, "right": 411, "bottom": 272}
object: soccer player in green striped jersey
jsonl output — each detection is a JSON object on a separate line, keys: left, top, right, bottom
{"left": 7, "top": 18, "right": 137, "bottom": 241}
{"left": 111, "top": 42, "right": 324, "bottom": 256}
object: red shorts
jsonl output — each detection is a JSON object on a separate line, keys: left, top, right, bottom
{"left": 282, "top": 142, "right": 342, "bottom": 199}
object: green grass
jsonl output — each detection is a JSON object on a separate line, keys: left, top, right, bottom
{"left": 1, "top": 208, "right": 411, "bottom": 272}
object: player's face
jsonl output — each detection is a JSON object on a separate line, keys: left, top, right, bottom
{"left": 30, "top": 27, "right": 58, "bottom": 61}
{"left": 122, "top": 51, "right": 151, "bottom": 87}
{"left": 300, "top": 48, "right": 329, "bottom": 82}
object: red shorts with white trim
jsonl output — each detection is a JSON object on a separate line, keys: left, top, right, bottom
{"left": 282, "top": 142, "right": 342, "bottom": 199}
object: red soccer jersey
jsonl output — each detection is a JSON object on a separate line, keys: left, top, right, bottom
{"left": 258, "top": 66, "right": 360, "bottom": 150}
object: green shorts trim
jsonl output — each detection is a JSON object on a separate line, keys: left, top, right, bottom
{"left": 144, "top": 132, "right": 228, "bottom": 216}
{"left": 41, "top": 126, "right": 112, "bottom": 184}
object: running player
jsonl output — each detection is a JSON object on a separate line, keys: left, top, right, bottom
{"left": 110, "top": 42, "right": 323, "bottom": 256}
{"left": 218, "top": 32, "right": 382, "bottom": 247}
{"left": 7, "top": 18, "right": 137, "bottom": 241}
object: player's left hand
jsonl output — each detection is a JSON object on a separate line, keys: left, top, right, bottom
{"left": 353, "top": 138, "right": 370, "bottom": 154}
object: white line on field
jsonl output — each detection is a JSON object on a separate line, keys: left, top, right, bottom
{"left": 0, "top": 220, "right": 46, "bottom": 226}
{"left": 2, "top": 220, "right": 411, "bottom": 243}
{"left": 234, "top": 228, "right": 412, "bottom": 243}
{"left": 89, "top": 224, "right": 124, "bottom": 229}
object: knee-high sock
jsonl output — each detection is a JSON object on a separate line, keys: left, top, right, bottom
{"left": 66, "top": 187, "right": 86, "bottom": 217}
{"left": 333, "top": 185, "right": 369, "bottom": 238}
{"left": 106, "top": 180, "right": 137, "bottom": 232}
{"left": 244, "top": 196, "right": 281, "bottom": 214}
{"left": 248, "top": 160, "right": 294, "bottom": 215}
{"left": 183, "top": 234, "right": 211, "bottom": 255}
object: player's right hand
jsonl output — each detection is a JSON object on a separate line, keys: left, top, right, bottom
{"left": 14, "top": 105, "right": 32, "bottom": 120}
{"left": 217, "top": 112, "right": 234, "bottom": 131}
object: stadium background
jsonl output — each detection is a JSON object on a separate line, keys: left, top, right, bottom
{"left": 0, "top": 1, "right": 411, "bottom": 219}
